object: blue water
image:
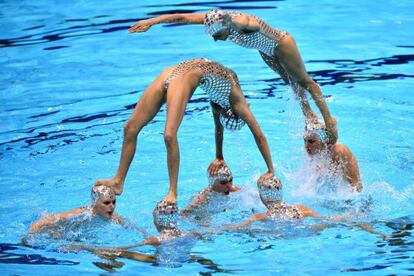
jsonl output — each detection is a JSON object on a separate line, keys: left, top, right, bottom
{"left": 1, "top": 0, "right": 414, "bottom": 274}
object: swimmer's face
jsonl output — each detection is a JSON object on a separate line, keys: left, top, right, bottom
{"left": 304, "top": 133, "right": 325, "bottom": 155}
{"left": 94, "top": 195, "right": 116, "bottom": 219}
{"left": 212, "top": 28, "right": 230, "bottom": 41}
{"left": 211, "top": 177, "right": 234, "bottom": 195}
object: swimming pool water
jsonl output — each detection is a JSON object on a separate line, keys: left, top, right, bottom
{"left": 1, "top": 0, "right": 413, "bottom": 274}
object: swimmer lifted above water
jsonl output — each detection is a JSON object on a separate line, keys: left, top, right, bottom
{"left": 129, "top": 9, "right": 337, "bottom": 140}
{"left": 95, "top": 58, "right": 275, "bottom": 206}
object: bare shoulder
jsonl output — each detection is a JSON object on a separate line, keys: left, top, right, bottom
{"left": 331, "top": 143, "right": 354, "bottom": 160}
{"left": 65, "top": 207, "right": 88, "bottom": 216}
{"left": 251, "top": 213, "right": 268, "bottom": 221}
{"left": 47, "top": 207, "right": 87, "bottom": 221}
{"left": 296, "top": 204, "right": 318, "bottom": 218}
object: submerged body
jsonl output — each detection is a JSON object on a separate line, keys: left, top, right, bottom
{"left": 25, "top": 186, "right": 124, "bottom": 241}
{"left": 304, "top": 122, "right": 362, "bottom": 193}
{"left": 181, "top": 165, "right": 240, "bottom": 223}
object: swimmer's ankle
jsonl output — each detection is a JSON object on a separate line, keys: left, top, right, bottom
{"left": 164, "top": 192, "right": 177, "bottom": 204}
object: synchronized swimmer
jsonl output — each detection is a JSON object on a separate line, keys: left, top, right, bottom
{"left": 95, "top": 58, "right": 275, "bottom": 208}
{"left": 129, "top": 9, "right": 337, "bottom": 140}
{"left": 26, "top": 8, "right": 378, "bottom": 269}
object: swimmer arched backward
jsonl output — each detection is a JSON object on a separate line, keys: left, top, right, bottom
{"left": 95, "top": 58, "right": 275, "bottom": 206}
{"left": 128, "top": 9, "right": 337, "bottom": 142}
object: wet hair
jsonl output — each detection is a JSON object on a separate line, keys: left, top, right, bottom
{"left": 305, "top": 120, "right": 329, "bottom": 144}
{"left": 219, "top": 109, "right": 245, "bottom": 131}
{"left": 91, "top": 185, "right": 116, "bottom": 205}
{"left": 257, "top": 176, "right": 283, "bottom": 203}
{"left": 153, "top": 201, "right": 178, "bottom": 229}
{"left": 204, "top": 9, "right": 227, "bottom": 36}
{"left": 208, "top": 165, "right": 232, "bottom": 186}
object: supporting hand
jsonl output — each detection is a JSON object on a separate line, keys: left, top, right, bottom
{"left": 257, "top": 171, "right": 274, "bottom": 184}
{"left": 95, "top": 178, "right": 124, "bottom": 195}
{"left": 208, "top": 159, "right": 227, "bottom": 176}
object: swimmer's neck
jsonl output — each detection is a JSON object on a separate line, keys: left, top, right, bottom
{"left": 266, "top": 200, "right": 284, "bottom": 210}
{"left": 160, "top": 227, "right": 181, "bottom": 237}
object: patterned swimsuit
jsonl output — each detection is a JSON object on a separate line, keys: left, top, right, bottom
{"left": 226, "top": 12, "right": 288, "bottom": 57}
{"left": 163, "top": 58, "right": 239, "bottom": 110}
{"left": 267, "top": 203, "right": 303, "bottom": 220}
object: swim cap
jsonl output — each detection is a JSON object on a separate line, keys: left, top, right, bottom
{"left": 305, "top": 120, "right": 329, "bottom": 144}
{"left": 91, "top": 185, "right": 116, "bottom": 205}
{"left": 204, "top": 9, "right": 227, "bottom": 36}
{"left": 257, "top": 176, "right": 283, "bottom": 203}
{"left": 219, "top": 109, "right": 245, "bottom": 131}
{"left": 153, "top": 201, "right": 178, "bottom": 229}
{"left": 208, "top": 165, "right": 232, "bottom": 186}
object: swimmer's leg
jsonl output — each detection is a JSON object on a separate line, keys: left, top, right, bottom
{"left": 93, "top": 260, "right": 125, "bottom": 272}
{"left": 275, "top": 36, "right": 337, "bottom": 139}
{"left": 118, "top": 251, "right": 156, "bottom": 263}
{"left": 260, "top": 52, "right": 316, "bottom": 122}
{"left": 162, "top": 76, "right": 199, "bottom": 204}
{"left": 96, "top": 70, "right": 168, "bottom": 194}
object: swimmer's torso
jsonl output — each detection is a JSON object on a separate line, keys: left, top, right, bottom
{"left": 164, "top": 58, "right": 239, "bottom": 109}
{"left": 267, "top": 203, "right": 303, "bottom": 220}
{"left": 212, "top": 12, "right": 288, "bottom": 56}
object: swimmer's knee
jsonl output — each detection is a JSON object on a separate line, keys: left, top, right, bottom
{"left": 297, "top": 77, "right": 313, "bottom": 90}
{"left": 164, "top": 132, "right": 177, "bottom": 146}
{"left": 298, "top": 78, "right": 322, "bottom": 96}
{"left": 124, "top": 121, "right": 140, "bottom": 137}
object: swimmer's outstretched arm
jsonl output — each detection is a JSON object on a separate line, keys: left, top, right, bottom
{"left": 230, "top": 86, "right": 274, "bottom": 182}
{"left": 129, "top": 13, "right": 205, "bottom": 33}
{"left": 28, "top": 207, "right": 86, "bottom": 233}
{"left": 65, "top": 236, "right": 161, "bottom": 254}
{"left": 224, "top": 213, "right": 268, "bottom": 231}
{"left": 64, "top": 244, "right": 156, "bottom": 264}
{"left": 303, "top": 207, "right": 388, "bottom": 238}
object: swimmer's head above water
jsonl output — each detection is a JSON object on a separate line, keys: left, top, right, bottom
{"left": 91, "top": 185, "right": 117, "bottom": 219}
{"left": 153, "top": 201, "right": 178, "bottom": 232}
{"left": 208, "top": 165, "right": 240, "bottom": 195}
{"left": 304, "top": 120, "right": 330, "bottom": 155}
{"left": 257, "top": 176, "right": 283, "bottom": 208}
{"left": 204, "top": 9, "right": 231, "bottom": 41}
